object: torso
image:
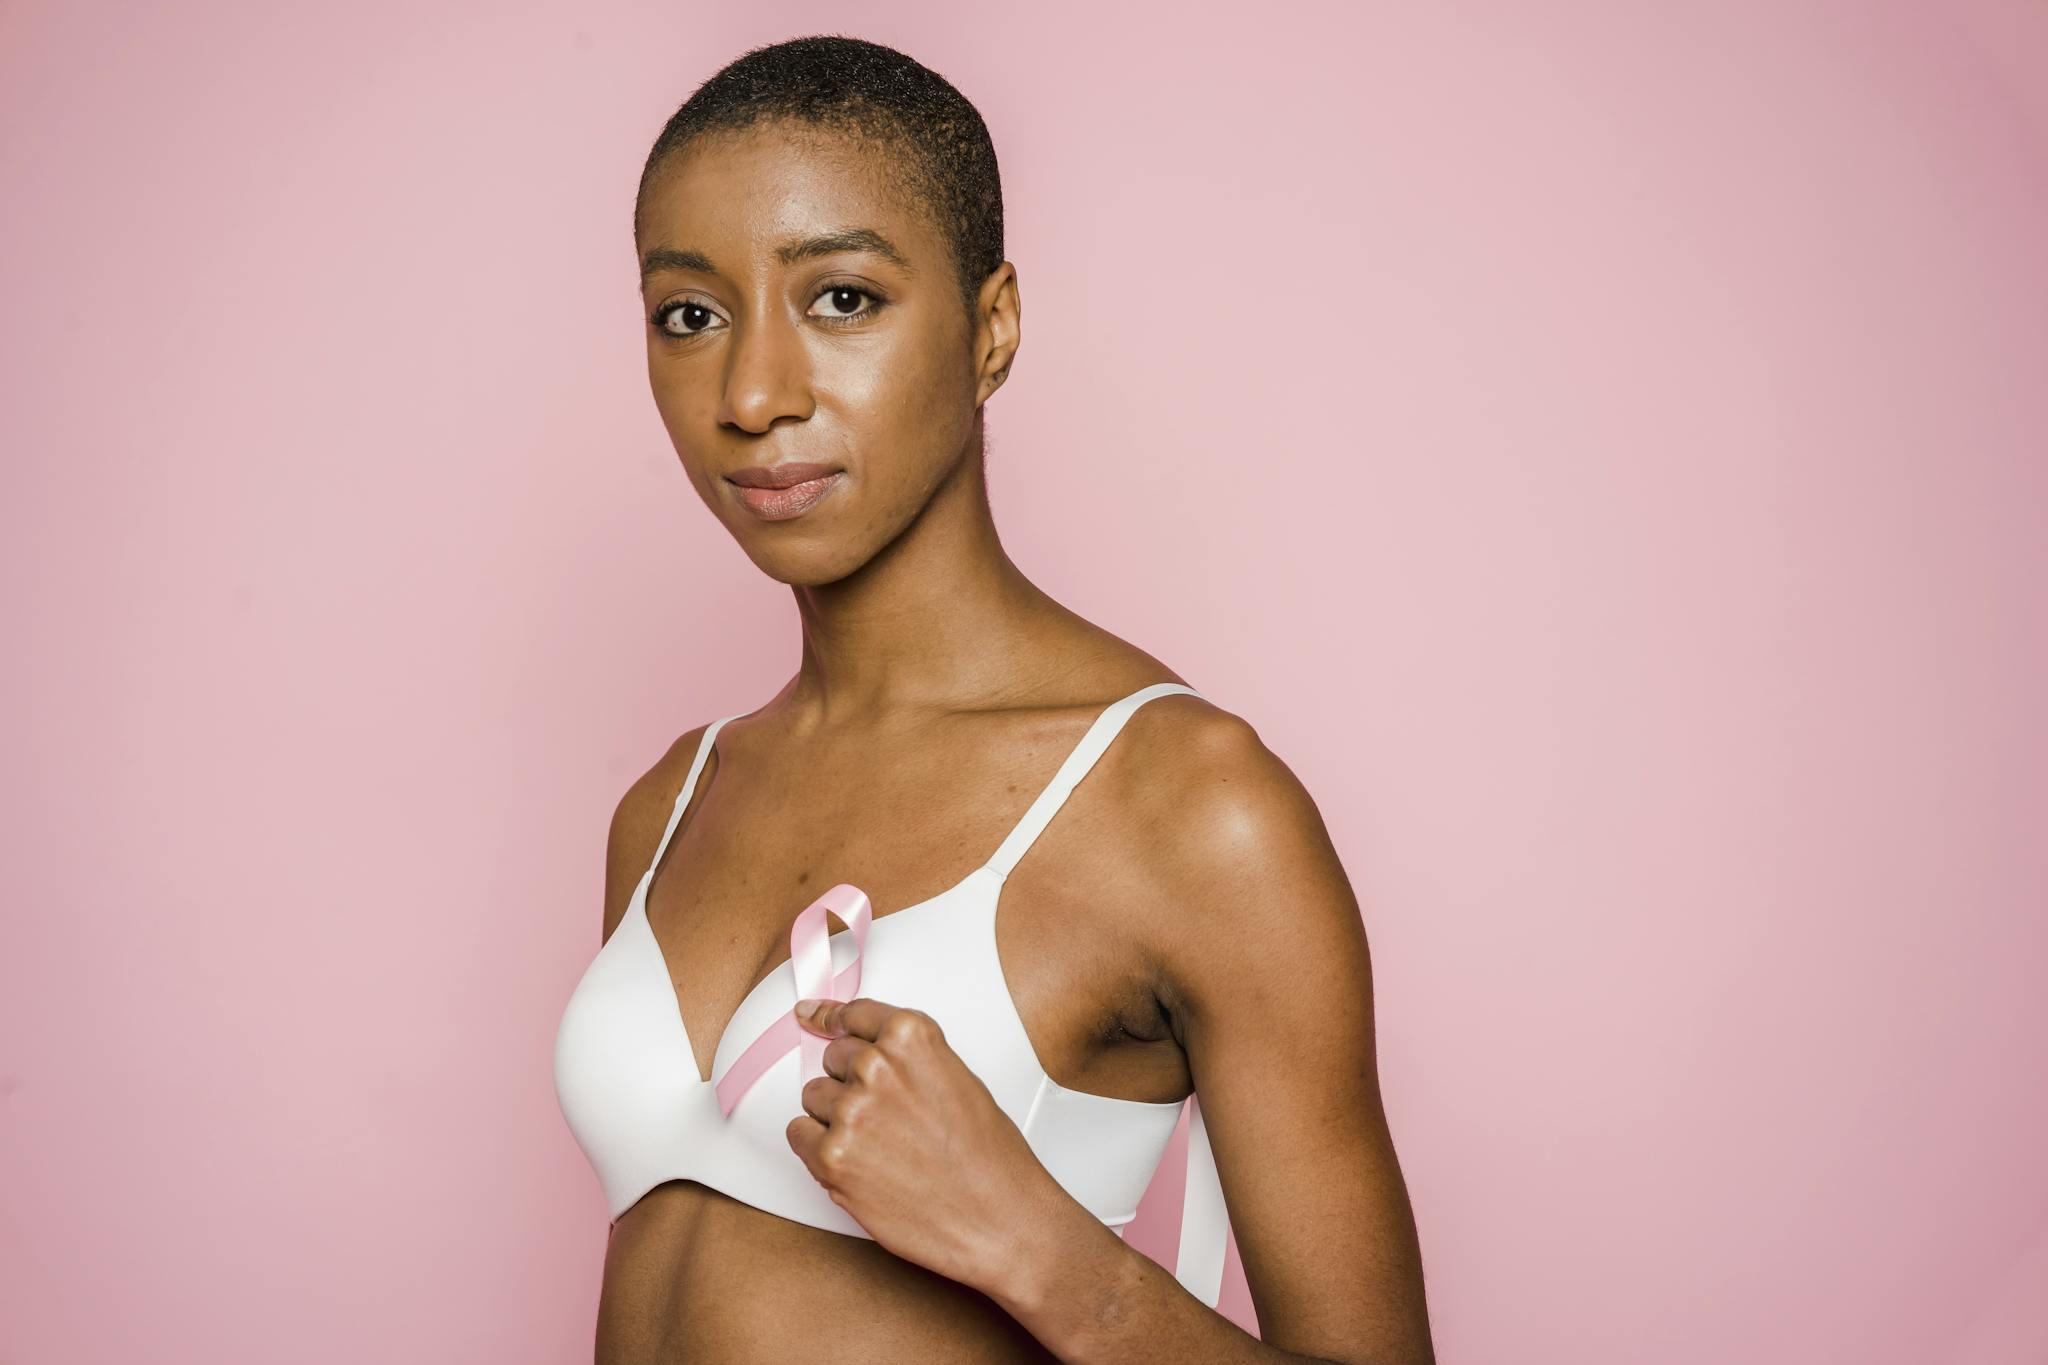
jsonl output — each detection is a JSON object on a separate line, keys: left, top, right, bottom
{"left": 591, "top": 680, "right": 1205, "bottom": 1363}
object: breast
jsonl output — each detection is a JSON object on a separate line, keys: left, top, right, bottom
{"left": 551, "top": 896, "right": 712, "bottom": 1223}
{"left": 553, "top": 865, "right": 1188, "bottom": 1234}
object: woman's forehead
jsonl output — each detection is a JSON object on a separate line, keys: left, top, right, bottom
{"left": 640, "top": 123, "right": 939, "bottom": 265}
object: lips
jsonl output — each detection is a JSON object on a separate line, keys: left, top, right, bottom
{"left": 725, "top": 461, "right": 843, "bottom": 490}
{"left": 724, "top": 463, "right": 844, "bottom": 521}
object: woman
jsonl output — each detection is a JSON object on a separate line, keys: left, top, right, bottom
{"left": 554, "top": 34, "right": 1434, "bottom": 1364}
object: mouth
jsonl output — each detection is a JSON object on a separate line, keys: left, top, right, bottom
{"left": 724, "top": 463, "right": 845, "bottom": 522}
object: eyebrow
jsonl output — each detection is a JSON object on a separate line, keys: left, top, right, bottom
{"left": 639, "top": 228, "right": 913, "bottom": 281}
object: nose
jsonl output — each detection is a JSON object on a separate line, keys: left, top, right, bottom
{"left": 716, "top": 311, "right": 815, "bottom": 434}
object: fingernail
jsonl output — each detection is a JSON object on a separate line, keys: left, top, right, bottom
{"left": 793, "top": 998, "right": 820, "bottom": 1019}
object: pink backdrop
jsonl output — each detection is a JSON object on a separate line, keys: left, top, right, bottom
{"left": 5, "top": 2, "right": 2045, "bottom": 1361}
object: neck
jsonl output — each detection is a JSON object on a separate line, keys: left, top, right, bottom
{"left": 780, "top": 433, "right": 1070, "bottom": 726}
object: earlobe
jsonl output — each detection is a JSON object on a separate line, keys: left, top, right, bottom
{"left": 971, "top": 261, "right": 1020, "bottom": 406}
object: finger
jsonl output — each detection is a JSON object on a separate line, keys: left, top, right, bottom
{"left": 799, "top": 1073, "right": 851, "bottom": 1124}
{"left": 821, "top": 1034, "right": 876, "bottom": 1084}
{"left": 786, "top": 1113, "right": 827, "bottom": 1173}
{"left": 796, "top": 995, "right": 897, "bottom": 1042}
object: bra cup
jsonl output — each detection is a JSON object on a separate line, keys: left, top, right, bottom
{"left": 552, "top": 894, "right": 700, "bottom": 1218}
{"left": 855, "top": 869, "right": 1051, "bottom": 1120}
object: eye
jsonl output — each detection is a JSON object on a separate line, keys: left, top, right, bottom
{"left": 808, "top": 283, "right": 885, "bottom": 324}
{"left": 651, "top": 297, "right": 724, "bottom": 338}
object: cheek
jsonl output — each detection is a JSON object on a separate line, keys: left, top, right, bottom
{"left": 645, "top": 354, "right": 690, "bottom": 438}
{"left": 824, "top": 331, "right": 974, "bottom": 468}
{"left": 645, "top": 359, "right": 720, "bottom": 477}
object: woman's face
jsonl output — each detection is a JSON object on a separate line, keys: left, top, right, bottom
{"left": 635, "top": 121, "right": 1014, "bottom": 585}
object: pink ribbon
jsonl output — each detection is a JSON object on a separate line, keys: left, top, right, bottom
{"left": 713, "top": 883, "right": 871, "bottom": 1117}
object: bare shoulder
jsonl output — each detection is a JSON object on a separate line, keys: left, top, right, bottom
{"left": 600, "top": 721, "right": 718, "bottom": 944}
{"left": 1106, "top": 691, "right": 1346, "bottom": 909}
{"left": 1101, "top": 691, "right": 1367, "bottom": 1024}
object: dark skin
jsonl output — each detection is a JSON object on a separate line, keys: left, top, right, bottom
{"left": 597, "top": 117, "right": 1434, "bottom": 1363}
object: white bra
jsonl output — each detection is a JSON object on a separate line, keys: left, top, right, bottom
{"left": 552, "top": 681, "right": 1235, "bottom": 1305}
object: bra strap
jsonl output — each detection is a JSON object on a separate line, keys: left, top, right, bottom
{"left": 983, "top": 681, "right": 1206, "bottom": 882}
{"left": 644, "top": 712, "right": 743, "bottom": 881}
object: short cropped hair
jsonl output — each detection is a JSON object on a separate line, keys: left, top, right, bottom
{"left": 635, "top": 35, "right": 1005, "bottom": 316}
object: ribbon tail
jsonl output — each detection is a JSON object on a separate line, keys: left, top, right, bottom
{"left": 1120, "top": 1093, "right": 1233, "bottom": 1310}
{"left": 1172, "top": 1093, "right": 1230, "bottom": 1307}
{"left": 714, "top": 1011, "right": 801, "bottom": 1116}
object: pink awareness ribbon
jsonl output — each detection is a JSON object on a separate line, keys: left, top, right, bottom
{"left": 713, "top": 882, "right": 872, "bottom": 1117}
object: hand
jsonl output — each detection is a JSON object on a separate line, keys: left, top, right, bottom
{"left": 787, "top": 995, "right": 1071, "bottom": 1290}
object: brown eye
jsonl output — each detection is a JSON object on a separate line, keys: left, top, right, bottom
{"left": 653, "top": 298, "right": 723, "bottom": 336}
{"left": 807, "top": 284, "right": 883, "bottom": 322}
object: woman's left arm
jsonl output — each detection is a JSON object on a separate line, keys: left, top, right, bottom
{"left": 789, "top": 714, "right": 1434, "bottom": 1364}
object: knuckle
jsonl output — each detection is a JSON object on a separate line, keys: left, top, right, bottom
{"left": 852, "top": 1048, "right": 891, "bottom": 1085}
{"left": 882, "top": 1010, "right": 937, "bottom": 1049}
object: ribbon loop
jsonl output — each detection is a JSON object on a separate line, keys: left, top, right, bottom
{"left": 713, "top": 883, "right": 871, "bottom": 1116}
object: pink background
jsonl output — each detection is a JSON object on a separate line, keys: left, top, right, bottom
{"left": 5, "top": 2, "right": 2045, "bottom": 1361}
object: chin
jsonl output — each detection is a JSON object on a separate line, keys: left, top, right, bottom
{"left": 737, "top": 535, "right": 870, "bottom": 588}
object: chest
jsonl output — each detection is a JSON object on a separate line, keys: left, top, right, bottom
{"left": 641, "top": 733, "right": 1186, "bottom": 1105}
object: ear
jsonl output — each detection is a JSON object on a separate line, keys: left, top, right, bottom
{"left": 971, "top": 261, "right": 1021, "bottom": 407}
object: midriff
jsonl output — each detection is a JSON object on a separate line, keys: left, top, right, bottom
{"left": 595, "top": 1179, "right": 1058, "bottom": 1364}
